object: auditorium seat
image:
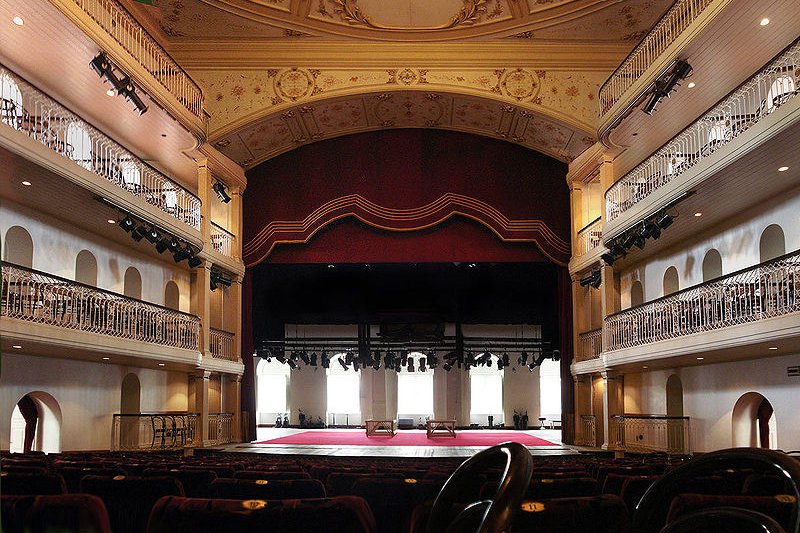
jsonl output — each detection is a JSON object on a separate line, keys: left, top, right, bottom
{"left": 146, "top": 495, "right": 376, "bottom": 533}
{"left": 209, "top": 478, "right": 327, "bottom": 500}
{"left": 480, "top": 477, "right": 598, "bottom": 500}
{"left": 0, "top": 471, "right": 67, "bottom": 495}
{"left": 2, "top": 495, "right": 36, "bottom": 533}
{"left": 660, "top": 507, "right": 787, "bottom": 533}
{"left": 180, "top": 464, "right": 237, "bottom": 478}
{"left": 665, "top": 494, "right": 795, "bottom": 532}
{"left": 58, "top": 467, "right": 128, "bottom": 493}
{"left": 619, "top": 475, "right": 659, "bottom": 513}
{"left": 509, "top": 495, "right": 630, "bottom": 533}
{"left": 234, "top": 470, "right": 311, "bottom": 481}
{"left": 741, "top": 473, "right": 791, "bottom": 496}
{"left": 326, "top": 472, "right": 406, "bottom": 496}
{"left": 79, "top": 475, "right": 185, "bottom": 533}
{"left": 351, "top": 477, "right": 443, "bottom": 533}
{"left": 143, "top": 468, "right": 219, "bottom": 498}
{"left": 1, "top": 494, "right": 111, "bottom": 533}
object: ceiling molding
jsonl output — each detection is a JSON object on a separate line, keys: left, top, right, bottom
{"left": 172, "top": 40, "right": 629, "bottom": 70}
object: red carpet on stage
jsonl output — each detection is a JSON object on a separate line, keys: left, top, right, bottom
{"left": 256, "top": 430, "right": 556, "bottom": 447}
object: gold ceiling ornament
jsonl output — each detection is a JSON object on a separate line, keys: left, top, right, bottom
{"left": 327, "top": 0, "right": 492, "bottom": 30}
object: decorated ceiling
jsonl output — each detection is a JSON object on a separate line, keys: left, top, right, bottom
{"left": 122, "top": 0, "right": 672, "bottom": 168}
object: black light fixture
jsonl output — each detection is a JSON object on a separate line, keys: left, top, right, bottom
{"left": 338, "top": 357, "right": 348, "bottom": 370}
{"left": 443, "top": 361, "right": 453, "bottom": 372}
{"left": 579, "top": 269, "right": 602, "bottom": 289}
{"left": 643, "top": 59, "right": 693, "bottom": 115}
{"left": 90, "top": 52, "right": 147, "bottom": 115}
{"left": 321, "top": 351, "right": 330, "bottom": 368}
{"left": 90, "top": 52, "right": 111, "bottom": 78}
{"left": 210, "top": 270, "right": 233, "bottom": 291}
{"left": 213, "top": 181, "right": 232, "bottom": 203}
{"left": 187, "top": 255, "right": 202, "bottom": 268}
{"left": 118, "top": 215, "right": 134, "bottom": 232}
{"left": 418, "top": 357, "right": 426, "bottom": 372}
{"left": 155, "top": 238, "right": 170, "bottom": 254}
{"left": 655, "top": 210, "right": 674, "bottom": 229}
{"left": 118, "top": 77, "right": 148, "bottom": 115}
{"left": 130, "top": 225, "right": 146, "bottom": 242}
{"left": 144, "top": 226, "right": 160, "bottom": 245}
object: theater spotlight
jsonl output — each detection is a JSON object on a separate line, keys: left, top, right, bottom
{"left": 212, "top": 181, "right": 232, "bottom": 203}
{"left": 643, "top": 59, "right": 693, "bottom": 115}
{"left": 601, "top": 252, "right": 617, "bottom": 266}
{"left": 173, "top": 247, "right": 191, "bottom": 263}
{"left": 309, "top": 352, "right": 318, "bottom": 367}
{"left": 89, "top": 52, "right": 111, "bottom": 78}
{"left": 187, "top": 254, "right": 202, "bottom": 268}
{"left": 144, "top": 225, "right": 160, "bottom": 245}
{"left": 579, "top": 270, "right": 602, "bottom": 289}
{"left": 321, "top": 351, "right": 330, "bottom": 368}
{"left": 338, "top": 357, "right": 348, "bottom": 370}
{"left": 287, "top": 359, "right": 297, "bottom": 369}
{"left": 118, "top": 214, "right": 134, "bottom": 232}
{"left": 299, "top": 351, "right": 310, "bottom": 365}
{"left": 155, "top": 238, "right": 170, "bottom": 254}
{"left": 118, "top": 77, "right": 148, "bottom": 115}
{"left": 419, "top": 357, "right": 426, "bottom": 372}
{"left": 130, "top": 225, "right": 146, "bottom": 242}
{"left": 443, "top": 361, "right": 453, "bottom": 372}
{"left": 518, "top": 351, "right": 529, "bottom": 365}
{"left": 655, "top": 211, "right": 674, "bottom": 229}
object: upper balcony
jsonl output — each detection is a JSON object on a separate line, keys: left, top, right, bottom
{"left": 602, "top": 249, "right": 800, "bottom": 368}
{"left": 570, "top": 217, "right": 605, "bottom": 274}
{"left": 1, "top": 261, "right": 202, "bottom": 367}
{"left": 605, "top": 37, "right": 800, "bottom": 236}
{"left": 1, "top": 65, "right": 201, "bottom": 242}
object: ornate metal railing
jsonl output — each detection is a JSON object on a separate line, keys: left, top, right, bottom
{"left": 576, "top": 328, "right": 603, "bottom": 362}
{"left": 1, "top": 262, "right": 200, "bottom": 350}
{"left": 605, "top": 250, "right": 800, "bottom": 351}
{"left": 575, "top": 217, "right": 602, "bottom": 257}
{"left": 207, "top": 412, "right": 235, "bottom": 446}
{"left": 68, "top": 0, "right": 204, "bottom": 120}
{"left": 210, "top": 222, "right": 235, "bottom": 258}
{"left": 0, "top": 67, "right": 201, "bottom": 230}
{"left": 576, "top": 414, "right": 596, "bottom": 447}
{"left": 111, "top": 412, "right": 198, "bottom": 450}
{"left": 599, "top": 0, "right": 714, "bottom": 117}
{"left": 210, "top": 328, "right": 236, "bottom": 361}
{"left": 611, "top": 414, "right": 691, "bottom": 454}
{"left": 606, "top": 38, "right": 800, "bottom": 223}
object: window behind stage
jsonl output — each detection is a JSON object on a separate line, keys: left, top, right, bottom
{"left": 470, "top": 361, "right": 504, "bottom": 426}
{"left": 327, "top": 354, "right": 361, "bottom": 427}
{"left": 397, "top": 368, "right": 433, "bottom": 422}
{"left": 256, "top": 358, "right": 290, "bottom": 425}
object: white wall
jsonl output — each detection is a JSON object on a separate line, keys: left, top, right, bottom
{"left": 0, "top": 200, "right": 192, "bottom": 312}
{"left": 630, "top": 352, "right": 800, "bottom": 452}
{"left": 619, "top": 187, "right": 800, "bottom": 308}
{"left": 0, "top": 353, "right": 188, "bottom": 451}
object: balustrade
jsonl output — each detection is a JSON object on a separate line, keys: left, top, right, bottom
{"left": 2, "top": 262, "right": 200, "bottom": 351}
{"left": 611, "top": 414, "right": 691, "bottom": 454}
{"left": 0, "top": 66, "right": 201, "bottom": 230}
{"left": 207, "top": 412, "right": 235, "bottom": 446}
{"left": 67, "top": 0, "right": 204, "bottom": 120}
{"left": 576, "top": 328, "right": 603, "bottom": 362}
{"left": 605, "top": 250, "right": 800, "bottom": 351}
{"left": 575, "top": 217, "right": 602, "bottom": 257}
{"left": 210, "top": 222, "right": 235, "bottom": 258}
{"left": 606, "top": 38, "right": 800, "bottom": 223}
{"left": 111, "top": 412, "right": 198, "bottom": 451}
{"left": 599, "top": 0, "right": 714, "bottom": 117}
{"left": 210, "top": 328, "right": 237, "bottom": 361}
{"left": 576, "top": 414, "right": 596, "bottom": 447}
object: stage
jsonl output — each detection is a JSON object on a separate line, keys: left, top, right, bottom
{"left": 219, "top": 428, "right": 576, "bottom": 458}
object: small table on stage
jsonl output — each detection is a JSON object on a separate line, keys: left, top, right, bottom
{"left": 366, "top": 419, "right": 396, "bottom": 437}
{"left": 426, "top": 419, "right": 457, "bottom": 438}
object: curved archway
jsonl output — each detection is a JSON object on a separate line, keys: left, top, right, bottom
{"left": 164, "top": 281, "right": 180, "bottom": 310}
{"left": 124, "top": 267, "right": 142, "bottom": 299}
{"left": 759, "top": 224, "right": 785, "bottom": 263}
{"left": 666, "top": 374, "right": 685, "bottom": 452}
{"left": 630, "top": 280, "right": 644, "bottom": 307}
{"left": 119, "top": 373, "right": 141, "bottom": 449}
{"left": 75, "top": 250, "right": 98, "bottom": 286}
{"left": 4, "top": 225, "right": 34, "bottom": 267}
{"left": 702, "top": 249, "right": 722, "bottom": 282}
{"left": 663, "top": 266, "right": 679, "bottom": 296}
{"left": 732, "top": 392, "right": 776, "bottom": 449}
{"left": 9, "top": 391, "right": 62, "bottom": 453}
{"left": 256, "top": 358, "right": 291, "bottom": 426}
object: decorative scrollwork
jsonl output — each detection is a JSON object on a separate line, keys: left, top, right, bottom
{"left": 327, "top": 0, "right": 491, "bottom": 30}
{"left": 331, "top": 0, "right": 373, "bottom": 27}
{"left": 447, "top": 0, "right": 490, "bottom": 28}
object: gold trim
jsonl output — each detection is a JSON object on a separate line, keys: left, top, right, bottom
{"left": 330, "top": 0, "right": 491, "bottom": 31}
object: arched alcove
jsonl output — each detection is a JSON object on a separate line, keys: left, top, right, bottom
{"left": 759, "top": 224, "right": 785, "bottom": 263}
{"left": 123, "top": 267, "right": 142, "bottom": 299}
{"left": 732, "top": 392, "right": 777, "bottom": 449}
{"left": 666, "top": 374, "right": 685, "bottom": 452}
{"left": 75, "top": 250, "right": 98, "bottom": 286}
{"left": 630, "top": 280, "right": 644, "bottom": 307}
{"left": 164, "top": 281, "right": 180, "bottom": 310}
{"left": 4, "top": 225, "right": 34, "bottom": 268}
{"left": 702, "top": 249, "right": 722, "bottom": 282}
{"left": 663, "top": 266, "right": 679, "bottom": 296}
{"left": 119, "top": 373, "right": 141, "bottom": 449}
{"left": 9, "top": 392, "right": 62, "bottom": 453}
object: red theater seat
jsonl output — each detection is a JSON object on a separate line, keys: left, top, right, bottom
{"left": 234, "top": 470, "right": 311, "bottom": 481}
{"left": 210, "top": 478, "right": 327, "bottom": 500}
{"left": 146, "top": 495, "right": 376, "bottom": 533}
{"left": 0, "top": 472, "right": 67, "bottom": 495}
{"left": 665, "top": 494, "right": 795, "bottom": 532}
{"left": 351, "top": 477, "right": 443, "bottom": 533}
{"left": 509, "top": 495, "right": 630, "bottom": 533}
{"left": 1, "top": 494, "right": 110, "bottom": 533}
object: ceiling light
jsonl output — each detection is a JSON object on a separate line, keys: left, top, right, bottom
{"left": 696, "top": 357, "right": 704, "bottom": 360}
{"left": 694, "top": 212, "right": 702, "bottom": 217}
{"left": 102, "top": 357, "right": 110, "bottom": 360}
{"left": 21, "top": 180, "right": 31, "bottom": 186}
{"left": 642, "top": 366, "right": 648, "bottom": 369}
{"left": 760, "top": 18, "right": 770, "bottom": 26}
{"left": 106, "top": 89, "right": 116, "bottom": 97}
{"left": 12, "top": 16, "right": 24, "bottom": 26}
{"left": 158, "top": 363, "right": 165, "bottom": 367}
{"left": 107, "top": 218, "right": 116, "bottom": 224}
{"left": 778, "top": 166, "right": 789, "bottom": 172}
{"left": 768, "top": 346, "right": 778, "bottom": 350}
{"left": 687, "top": 82, "right": 696, "bottom": 88}
{"left": 12, "top": 345, "right": 22, "bottom": 349}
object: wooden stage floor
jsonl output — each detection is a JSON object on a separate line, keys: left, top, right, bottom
{"left": 219, "top": 428, "right": 577, "bottom": 458}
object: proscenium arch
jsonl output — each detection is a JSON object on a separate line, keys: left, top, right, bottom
{"left": 211, "top": 88, "right": 596, "bottom": 169}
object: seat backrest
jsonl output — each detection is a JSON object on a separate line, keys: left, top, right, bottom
{"left": 510, "top": 494, "right": 630, "bottom": 533}
{"left": 351, "top": 478, "right": 443, "bottom": 533}
{"left": 210, "top": 478, "right": 326, "bottom": 500}
{"left": 665, "top": 494, "right": 795, "bottom": 532}
{"left": 234, "top": 470, "right": 311, "bottom": 481}
{"left": 0, "top": 471, "right": 66, "bottom": 495}
{"left": 26, "top": 494, "right": 111, "bottom": 533}
{"left": 146, "top": 495, "right": 376, "bottom": 533}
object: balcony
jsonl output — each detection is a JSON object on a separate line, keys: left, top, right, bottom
{"left": 210, "top": 222, "right": 235, "bottom": 259}
{"left": 599, "top": 0, "right": 715, "bottom": 122}
{"left": 574, "top": 218, "right": 603, "bottom": 258}
{"left": 605, "top": 38, "right": 800, "bottom": 229}
{"left": 576, "top": 328, "right": 603, "bottom": 363}
{"left": 2, "top": 262, "right": 200, "bottom": 359}
{"left": 1, "top": 66, "right": 201, "bottom": 232}
{"left": 604, "top": 250, "right": 800, "bottom": 357}
{"left": 54, "top": 0, "right": 205, "bottom": 131}
{"left": 209, "top": 328, "right": 237, "bottom": 362}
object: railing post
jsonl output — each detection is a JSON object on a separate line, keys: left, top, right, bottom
{"left": 190, "top": 370, "right": 211, "bottom": 447}
{"left": 601, "top": 370, "right": 624, "bottom": 450}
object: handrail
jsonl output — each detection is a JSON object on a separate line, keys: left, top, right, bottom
{"left": 210, "top": 222, "right": 235, "bottom": 258}
{"left": 577, "top": 216, "right": 602, "bottom": 235}
{"left": 2, "top": 261, "right": 200, "bottom": 350}
{"left": 210, "top": 221, "right": 234, "bottom": 237}
{"left": 68, "top": 0, "right": 205, "bottom": 120}
{"left": 605, "top": 249, "right": 800, "bottom": 351}
{"left": 209, "top": 327, "right": 237, "bottom": 361}
{"left": 611, "top": 414, "right": 691, "bottom": 453}
{"left": 616, "top": 414, "right": 690, "bottom": 420}
{"left": 0, "top": 66, "right": 202, "bottom": 230}
{"left": 605, "top": 37, "right": 800, "bottom": 223}
{"left": 599, "top": 0, "right": 715, "bottom": 117}
{"left": 575, "top": 218, "right": 603, "bottom": 257}
{"left": 207, "top": 412, "right": 235, "bottom": 445}
{"left": 111, "top": 412, "right": 198, "bottom": 450}
{"left": 576, "top": 328, "right": 603, "bottom": 362}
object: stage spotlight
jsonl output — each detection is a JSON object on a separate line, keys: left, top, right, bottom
{"left": 118, "top": 78, "right": 148, "bottom": 115}
{"left": 187, "top": 255, "right": 202, "bottom": 268}
{"left": 443, "top": 362, "right": 453, "bottom": 372}
{"left": 551, "top": 350, "right": 560, "bottom": 362}
{"left": 287, "top": 359, "right": 297, "bottom": 369}
{"left": 131, "top": 225, "right": 146, "bottom": 242}
{"left": 338, "top": 357, "right": 348, "bottom": 370}
{"left": 299, "top": 351, "right": 310, "bottom": 365}
{"left": 622, "top": 233, "right": 638, "bottom": 250}
{"left": 309, "top": 352, "right": 317, "bottom": 366}
{"left": 601, "top": 252, "right": 616, "bottom": 266}
{"left": 655, "top": 211, "right": 674, "bottom": 229}
{"left": 497, "top": 358, "right": 504, "bottom": 370}
{"left": 643, "top": 60, "right": 692, "bottom": 115}
{"left": 118, "top": 214, "right": 134, "bottom": 232}
{"left": 173, "top": 247, "right": 190, "bottom": 263}
{"left": 372, "top": 357, "right": 381, "bottom": 370}
{"left": 579, "top": 270, "right": 601, "bottom": 289}
{"left": 642, "top": 90, "right": 662, "bottom": 115}
{"left": 419, "top": 357, "right": 426, "bottom": 372}
{"left": 90, "top": 52, "right": 111, "bottom": 78}
{"left": 275, "top": 353, "right": 286, "bottom": 364}
{"left": 213, "top": 180, "right": 232, "bottom": 203}
{"left": 321, "top": 351, "right": 330, "bottom": 368}
{"left": 144, "top": 225, "right": 160, "bottom": 244}
{"left": 407, "top": 358, "right": 415, "bottom": 372}
{"left": 502, "top": 352, "right": 510, "bottom": 367}
{"left": 518, "top": 351, "right": 529, "bottom": 365}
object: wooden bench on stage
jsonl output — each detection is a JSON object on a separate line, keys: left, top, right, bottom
{"left": 366, "top": 419, "right": 396, "bottom": 437}
{"left": 426, "top": 419, "right": 457, "bottom": 438}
